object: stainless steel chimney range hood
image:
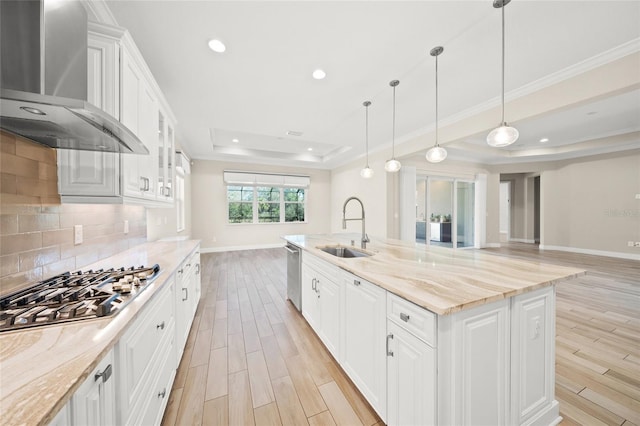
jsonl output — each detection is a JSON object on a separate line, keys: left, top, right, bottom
{"left": 0, "top": 0, "right": 148, "bottom": 155}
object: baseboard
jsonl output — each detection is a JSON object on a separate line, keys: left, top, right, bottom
{"left": 539, "top": 244, "right": 640, "bottom": 261}
{"left": 200, "top": 243, "right": 285, "bottom": 253}
{"left": 509, "top": 238, "right": 536, "bottom": 244}
{"left": 521, "top": 399, "right": 562, "bottom": 426}
{"left": 483, "top": 243, "right": 501, "bottom": 248}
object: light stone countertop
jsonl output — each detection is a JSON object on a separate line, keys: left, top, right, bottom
{"left": 0, "top": 240, "right": 200, "bottom": 426}
{"left": 284, "top": 234, "right": 585, "bottom": 315}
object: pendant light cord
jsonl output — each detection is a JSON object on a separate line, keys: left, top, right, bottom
{"left": 392, "top": 85, "right": 396, "bottom": 159}
{"left": 365, "top": 104, "right": 370, "bottom": 167}
{"left": 435, "top": 54, "right": 439, "bottom": 147}
{"left": 501, "top": 2, "right": 505, "bottom": 125}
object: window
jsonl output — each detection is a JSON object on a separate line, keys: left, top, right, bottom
{"left": 227, "top": 186, "right": 254, "bottom": 223}
{"left": 176, "top": 174, "right": 185, "bottom": 231}
{"left": 257, "top": 187, "right": 280, "bottom": 223}
{"left": 226, "top": 185, "right": 306, "bottom": 224}
{"left": 284, "top": 188, "right": 305, "bottom": 222}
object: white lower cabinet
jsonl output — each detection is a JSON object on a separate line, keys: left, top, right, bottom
{"left": 176, "top": 250, "right": 201, "bottom": 358}
{"left": 71, "top": 349, "right": 115, "bottom": 426}
{"left": 342, "top": 273, "right": 387, "bottom": 421}
{"left": 116, "top": 279, "right": 175, "bottom": 425}
{"left": 386, "top": 321, "right": 435, "bottom": 426}
{"left": 301, "top": 255, "right": 341, "bottom": 359}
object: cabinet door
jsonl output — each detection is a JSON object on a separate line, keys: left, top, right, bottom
{"left": 510, "top": 286, "right": 556, "bottom": 425}
{"left": 387, "top": 321, "right": 435, "bottom": 426}
{"left": 138, "top": 82, "right": 158, "bottom": 200}
{"left": 120, "top": 48, "right": 143, "bottom": 198}
{"left": 301, "top": 265, "right": 320, "bottom": 331}
{"left": 342, "top": 274, "right": 387, "bottom": 421}
{"left": 318, "top": 274, "right": 340, "bottom": 360}
{"left": 58, "top": 32, "right": 120, "bottom": 199}
{"left": 73, "top": 349, "right": 115, "bottom": 426}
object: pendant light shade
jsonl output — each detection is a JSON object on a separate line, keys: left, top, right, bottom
{"left": 385, "top": 80, "right": 401, "bottom": 173}
{"left": 426, "top": 46, "right": 447, "bottom": 164}
{"left": 487, "top": 0, "right": 519, "bottom": 148}
{"left": 360, "top": 101, "right": 374, "bottom": 179}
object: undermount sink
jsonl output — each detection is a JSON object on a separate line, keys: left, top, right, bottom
{"left": 318, "top": 245, "right": 373, "bottom": 258}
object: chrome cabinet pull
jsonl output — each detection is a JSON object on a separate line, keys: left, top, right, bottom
{"left": 354, "top": 279, "right": 361, "bottom": 286}
{"left": 158, "top": 388, "right": 166, "bottom": 398}
{"left": 156, "top": 321, "right": 165, "bottom": 330}
{"left": 386, "top": 334, "right": 394, "bottom": 357}
{"left": 139, "top": 177, "right": 146, "bottom": 191}
{"left": 94, "top": 364, "right": 113, "bottom": 383}
{"left": 145, "top": 177, "right": 150, "bottom": 191}
{"left": 196, "top": 263, "right": 200, "bottom": 274}
{"left": 400, "top": 312, "right": 410, "bottom": 322}
{"left": 182, "top": 288, "right": 188, "bottom": 301}
{"left": 311, "top": 278, "right": 316, "bottom": 291}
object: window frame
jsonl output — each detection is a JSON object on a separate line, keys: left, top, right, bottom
{"left": 226, "top": 185, "right": 307, "bottom": 225}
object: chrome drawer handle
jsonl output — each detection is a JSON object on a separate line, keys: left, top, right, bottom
{"left": 354, "top": 280, "right": 361, "bottom": 286}
{"left": 400, "top": 312, "right": 410, "bottom": 322}
{"left": 311, "top": 278, "right": 316, "bottom": 291}
{"left": 94, "top": 364, "right": 112, "bottom": 383}
{"left": 156, "top": 321, "right": 165, "bottom": 330}
{"left": 158, "top": 388, "right": 166, "bottom": 398}
{"left": 386, "top": 333, "right": 394, "bottom": 357}
{"left": 182, "top": 288, "right": 188, "bottom": 301}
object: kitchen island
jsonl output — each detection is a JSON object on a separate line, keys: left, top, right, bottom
{"left": 284, "top": 234, "right": 584, "bottom": 426}
{"left": 0, "top": 240, "right": 201, "bottom": 426}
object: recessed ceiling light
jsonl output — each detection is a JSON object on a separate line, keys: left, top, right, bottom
{"left": 307, "top": 148, "right": 313, "bottom": 151}
{"left": 208, "top": 39, "right": 226, "bottom": 53}
{"left": 312, "top": 69, "right": 326, "bottom": 80}
{"left": 20, "top": 106, "right": 46, "bottom": 115}
{"left": 232, "top": 138, "right": 239, "bottom": 143}
{"left": 539, "top": 137, "right": 549, "bottom": 143}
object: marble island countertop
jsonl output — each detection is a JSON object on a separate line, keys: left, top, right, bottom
{"left": 0, "top": 240, "right": 200, "bottom": 426}
{"left": 284, "top": 234, "right": 585, "bottom": 315}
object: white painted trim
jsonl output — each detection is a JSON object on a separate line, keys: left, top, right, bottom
{"left": 201, "top": 243, "right": 285, "bottom": 253}
{"left": 539, "top": 245, "right": 640, "bottom": 261}
{"left": 510, "top": 238, "right": 536, "bottom": 244}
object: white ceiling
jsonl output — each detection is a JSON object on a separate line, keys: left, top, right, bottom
{"left": 103, "top": 1, "right": 640, "bottom": 169}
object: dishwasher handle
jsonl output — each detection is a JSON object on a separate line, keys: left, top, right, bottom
{"left": 284, "top": 245, "right": 298, "bottom": 254}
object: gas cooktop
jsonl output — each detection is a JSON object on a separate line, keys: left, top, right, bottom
{"left": 0, "top": 264, "right": 160, "bottom": 332}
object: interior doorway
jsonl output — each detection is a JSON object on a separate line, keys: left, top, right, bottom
{"left": 499, "top": 181, "right": 511, "bottom": 242}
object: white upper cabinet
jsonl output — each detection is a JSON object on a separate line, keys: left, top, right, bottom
{"left": 58, "top": 22, "right": 176, "bottom": 206}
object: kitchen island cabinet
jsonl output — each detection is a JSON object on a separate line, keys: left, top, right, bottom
{"left": 0, "top": 240, "right": 201, "bottom": 426}
{"left": 285, "top": 234, "right": 583, "bottom": 426}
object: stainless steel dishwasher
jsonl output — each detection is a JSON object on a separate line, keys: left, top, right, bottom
{"left": 285, "top": 243, "right": 301, "bottom": 311}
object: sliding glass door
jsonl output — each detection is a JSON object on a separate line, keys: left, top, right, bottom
{"left": 415, "top": 176, "right": 476, "bottom": 249}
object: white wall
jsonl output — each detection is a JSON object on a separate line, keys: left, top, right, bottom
{"left": 540, "top": 151, "right": 640, "bottom": 257}
{"left": 191, "top": 160, "right": 331, "bottom": 251}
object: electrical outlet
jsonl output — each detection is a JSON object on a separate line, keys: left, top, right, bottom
{"left": 635, "top": 242, "right": 640, "bottom": 248}
{"left": 530, "top": 316, "right": 541, "bottom": 340}
{"left": 74, "top": 225, "right": 83, "bottom": 245}
{"left": 124, "top": 220, "right": 129, "bottom": 234}
{"left": 629, "top": 241, "right": 635, "bottom": 247}
{"left": 636, "top": 194, "right": 640, "bottom": 200}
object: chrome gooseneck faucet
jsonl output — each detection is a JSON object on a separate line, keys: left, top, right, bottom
{"left": 342, "top": 196, "right": 369, "bottom": 249}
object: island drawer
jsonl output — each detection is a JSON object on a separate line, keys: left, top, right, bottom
{"left": 387, "top": 293, "right": 436, "bottom": 347}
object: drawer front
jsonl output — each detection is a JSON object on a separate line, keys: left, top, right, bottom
{"left": 387, "top": 293, "right": 436, "bottom": 347}
{"left": 303, "top": 251, "right": 339, "bottom": 278}
{"left": 118, "top": 283, "right": 175, "bottom": 419}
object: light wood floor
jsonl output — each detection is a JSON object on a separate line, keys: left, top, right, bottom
{"left": 162, "top": 244, "right": 639, "bottom": 426}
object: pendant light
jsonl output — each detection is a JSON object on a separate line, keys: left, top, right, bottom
{"left": 360, "top": 101, "right": 374, "bottom": 178}
{"left": 487, "top": 0, "right": 519, "bottom": 148}
{"left": 426, "top": 46, "right": 447, "bottom": 163}
{"left": 385, "top": 80, "right": 402, "bottom": 173}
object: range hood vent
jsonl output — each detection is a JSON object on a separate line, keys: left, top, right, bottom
{"left": 0, "top": 0, "right": 148, "bottom": 154}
